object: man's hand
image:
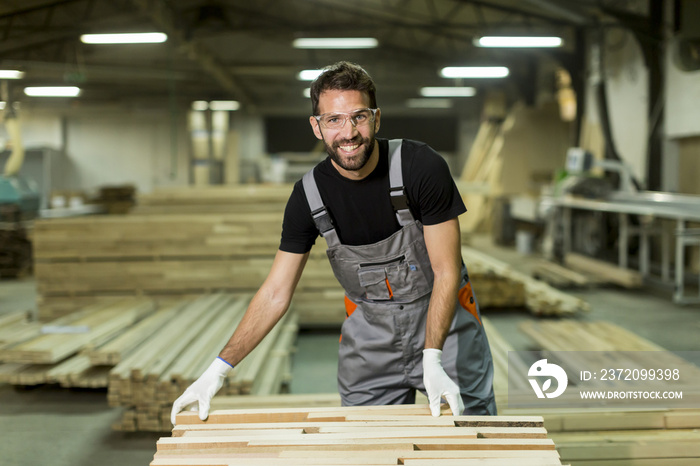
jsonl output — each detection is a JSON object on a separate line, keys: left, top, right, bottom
{"left": 422, "top": 348, "right": 464, "bottom": 416}
{"left": 170, "top": 357, "right": 232, "bottom": 425}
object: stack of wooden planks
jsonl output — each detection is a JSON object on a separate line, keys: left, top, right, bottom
{"left": 0, "top": 298, "right": 155, "bottom": 386}
{"left": 132, "top": 185, "right": 294, "bottom": 215}
{"left": 0, "top": 293, "right": 299, "bottom": 432}
{"left": 33, "top": 211, "right": 344, "bottom": 324}
{"left": 156, "top": 404, "right": 564, "bottom": 466}
{"left": 506, "top": 318, "right": 700, "bottom": 465}
{"left": 109, "top": 294, "right": 299, "bottom": 432}
{"left": 463, "top": 246, "right": 590, "bottom": 315}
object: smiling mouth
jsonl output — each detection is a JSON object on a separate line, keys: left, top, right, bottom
{"left": 337, "top": 141, "right": 361, "bottom": 154}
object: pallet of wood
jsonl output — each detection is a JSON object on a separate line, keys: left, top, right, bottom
{"left": 109, "top": 294, "right": 299, "bottom": 432}
{"left": 133, "top": 184, "right": 293, "bottom": 215}
{"left": 463, "top": 246, "right": 590, "bottom": 315}
{"left": 0, "top": 298, "right": 155, "bottom": 386}
{"left": 32, "top": 210, "right": 344, "bottom": 324}
{"left": 156, "top": 404, "right": 563, "bottom": 466}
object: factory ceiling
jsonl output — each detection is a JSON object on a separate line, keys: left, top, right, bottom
{"left": 0, "top": 0, "right": 652, "bottom": 116}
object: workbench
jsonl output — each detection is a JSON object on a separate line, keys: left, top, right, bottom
{"left": 543, "top": 191, "right": 700, "bottom": 304}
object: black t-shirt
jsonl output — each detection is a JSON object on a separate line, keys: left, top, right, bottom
{"left": 279, "top": 138, "right": 466, "bottom": 254}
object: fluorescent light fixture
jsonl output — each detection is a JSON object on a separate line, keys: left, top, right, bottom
{"left": 476, "top": 36, "right": 562, "bottom": 48}
{"left": 407, "top": 98, "right": 453, "bottom": 109}
{"left": 303, "top": 88, "right": 311, "bottom": 98}
{"left": 192, "top": 100, "right": 209, "bottom": 111}
{"left": 420, "top": 87, "right": 476, "bottom": 97}
{"left": 209, "top": 100, "right": 240, "bottom": 111}
{"left": 0, "top": 70, "right": 24, "bottom": 79}
{"left": 293, "top": 38, "right": 378, "bottom": 49}
{"left": 441, "top": 67, "right": 509, "bottom": 78}
{"left": 80, "top": 32, "right": 167, "bottom": 44}
{"left": 297, "top": 69, "right": 324, "bottom": 81}
{"left": 24, "top": 86, "right": 81, "bottom": 97}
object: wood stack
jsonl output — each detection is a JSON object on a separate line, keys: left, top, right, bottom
{"left": 0, "top": 298, "right": 155, "bottom": 386}
{"left": 0, "top": 294, "right": 299, "bottom": 432}
{"left": 132, "top": 184, "right": 294, "bottom": 215}
{"left": 459, "top": 102, "right": 571, "bottom": 235}
{"left": 33, "top": 210, "right": 344, "bottom": 324}
{"left": 96, "top": 184, "right": 137, "bottom": 214}
{"left": 463, "top": 246, "right": 590, "bottom": 315}
{"left": 109, "top": 294, "right": 299, "bottom": 432}
{"left": 155, "top": 405, "right": 563, "bottom": 466}
{"left": 503, "top": 319, "right": 700, "bottom": 464}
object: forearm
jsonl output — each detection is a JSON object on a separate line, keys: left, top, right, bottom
{"left": 218, "top": 250, "right": 308, "bottom": 366}
{"left": 218, "top": 285, "right": 290, "bottom": 366}
{"left": 424, "top": 267, "right": 460, "bottom": 349}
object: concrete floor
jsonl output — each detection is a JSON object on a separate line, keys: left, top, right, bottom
{"left": 1, "top": 237, "right": 699, "bottom": 465}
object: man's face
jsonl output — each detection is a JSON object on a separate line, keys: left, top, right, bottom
{"left": 309, "top": 89, "right": 380, "bottom": 173}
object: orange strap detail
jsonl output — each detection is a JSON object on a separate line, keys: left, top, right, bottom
{"left": 458, "top": 282, "right": 482, "bottom": 325}
{"left": 341, "top": 296, "right": 359, "bottom": 343}
{"left": 344, "top": 295, "right": 358, "bottom": 318}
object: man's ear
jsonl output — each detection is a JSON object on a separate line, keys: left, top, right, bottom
{"left": 374, "top": 109, "right": 381, "bottom": 133}
{"left": 309, "top": 116, "right": 323, "bottom": 140}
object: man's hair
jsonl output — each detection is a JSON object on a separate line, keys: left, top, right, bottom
{"left": 310, "top": 61, "right": 377, "bottom": 115}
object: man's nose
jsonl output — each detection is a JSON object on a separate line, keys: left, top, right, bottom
{"left": 339, "top": 117, "right": 359, "bottom": 136}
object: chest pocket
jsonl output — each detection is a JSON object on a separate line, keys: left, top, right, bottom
{"left": 354, "top": 238, "right": 433, "bottom": 303}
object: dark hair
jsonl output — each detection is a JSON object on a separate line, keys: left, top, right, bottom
{"left": 310, "top": 61, "right": 377, "bottom": 115}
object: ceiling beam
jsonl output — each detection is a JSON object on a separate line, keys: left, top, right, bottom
{"left": 130, "top": 0, "right": 256, "bottom": 110}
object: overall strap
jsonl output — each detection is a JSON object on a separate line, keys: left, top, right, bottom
{"left": 302, "top": 169, "right": 341, "bottom": 247}
{"left": 388, "top": 139, "right": 414, "bottom": 226}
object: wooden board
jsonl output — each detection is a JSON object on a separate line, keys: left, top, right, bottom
{"left": 151, "top": 405, "right": 560, "bottom": 465}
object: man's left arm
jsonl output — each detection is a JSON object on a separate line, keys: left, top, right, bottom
{"left": 422, "top": 217, "right": 465, "bottom": 416}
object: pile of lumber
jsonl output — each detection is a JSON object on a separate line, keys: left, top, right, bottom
{"left": 463, "top": 246, "right": 590, "bottom": 315}
{"left": 109, "top": 294, "right": 298, "bottom": 432}
{"left": 156, "top": 404, "right": 563, "bottom": 466}
{"left": 0, "top": 298, "right": 155, "bottom": 386}
{"left": 502, "top": 319, "right": 700, "bottom": 464}
{"left": 0, "top": 294, "right": 299, "bottom": 432}
{"left": 33, "top": 211, "right": 344, "bottom": 324}
{"left": 132, "top": 185, "right": 293, "bottom": 215}
{"left": 460, "top": 102, "right": 571, "bottom": 235}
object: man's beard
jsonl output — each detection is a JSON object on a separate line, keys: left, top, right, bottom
{"left": 324, "top": 135, "right": 376, "bottom": 172}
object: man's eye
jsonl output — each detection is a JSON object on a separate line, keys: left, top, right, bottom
{"left": 326, "top": 116, "right": 340, "bottom": 124}
{"left": 354, "top": 114, "right": 367, "bottom": 122}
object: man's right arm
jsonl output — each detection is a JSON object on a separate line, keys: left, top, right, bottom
{"left": 170, "top": 249, "right": 309, "bottom": 424}
{"left": 219, "top": 249, "right": 309, "bottom": 366}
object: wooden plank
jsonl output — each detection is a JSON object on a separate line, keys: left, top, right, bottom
{"left": 565, "top": 252, "right": 643, "bottom": 288}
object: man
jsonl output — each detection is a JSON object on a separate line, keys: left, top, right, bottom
{"left": 171, "top": 61, "right": 496, "bottom": 425}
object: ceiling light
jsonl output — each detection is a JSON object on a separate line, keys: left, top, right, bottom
{"left": 420, "top": 87, "right": 476, "bottom": 97}
{"left": 0, "top": 70, "right": 24, "bottom": 79}
{"left": 292, "top": 38, "right": 378, "bottom": 49}
{"left": 407, "top": 98, "right": 453, "bottom": 109}
{"left": 475, "top": 36, "right": 563, "bottom": 48}
{"left": 80, "top": 32, "right": 167, "bottom": 44}
{"left": 440, "top": 67, "right": 509, "bottom": 78}
{"left": 209, "top": 100, "right": 240, "bottom": 111}
{"left": 24, "top": 86, "right": 81, "bottom": 97}
{"left": 192, "top": 101, "right": 209, "bottom": 111}
{"left": 297, "top": 69, "right": 324, "bottom": 81}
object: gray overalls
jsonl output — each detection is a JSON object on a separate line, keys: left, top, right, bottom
{"left": 302, "top": 139, "right": 497, "bottom": 415}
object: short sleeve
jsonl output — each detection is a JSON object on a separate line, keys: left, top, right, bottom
{"left": 404, "top": 141, "right": 466, "bottom": 226}
{"left": 279, "top": 180, "right": 319, "bottom": 253}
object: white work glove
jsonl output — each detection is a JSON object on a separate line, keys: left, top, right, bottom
{"left": 170, "top": 357, "right": 232, "bottom": 425}
{"left": 422, "top": 348, "right": 464, "bottom": 417}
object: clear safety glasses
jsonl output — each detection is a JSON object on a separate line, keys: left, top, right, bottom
{"left": 314, "top": 108, "right": 378, "bottom": 130}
